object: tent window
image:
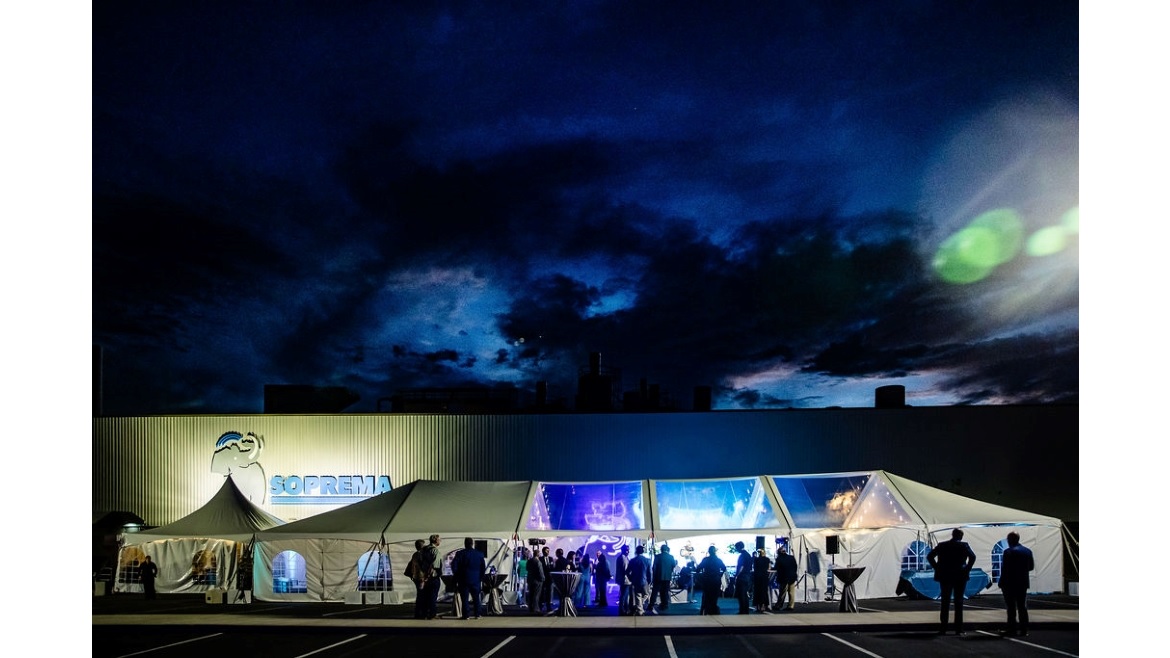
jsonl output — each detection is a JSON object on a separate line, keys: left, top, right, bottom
{"left": 901, "top": 540, "right": 929, "bottom": 571}
{"left": 527, "top": 481, "right": 646, "bottom": 532}
{"left": 772, "top": 474, "right": 870, "bottom": 528}
{"left": 191, "top": 550, "right": 218, "bottom": 586}
{"left": 273, "top": 550, "right": 307, "bottom": 593}
{"left": 656, "top": 477, "right": 781, "bottom": 530}
{"left": 357, "top": 551, "right": 393, "bottom": 591}
{"left": 118, "top": 546, "right": 147, "bottom": 584}
{"left": 991, "top": 539, "right": 1008, "bottom": 583}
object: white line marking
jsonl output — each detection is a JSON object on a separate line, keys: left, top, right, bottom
{"left": 665, "top": 635, "right": 679, "bottom": 658}
{"left": 114, "top": 633, "right": 223, "bottom": 658}
{"left": 293, "top": 634, "right": 366, "bottom": 657}
{"left": 481, "top": 636, "right": 516, "bottom": 658}
{"left": 975, "top": 631, "right": 1078, "bottom": 656}
{"left": 821, "top": 632, "right": 885, "bottom": 657}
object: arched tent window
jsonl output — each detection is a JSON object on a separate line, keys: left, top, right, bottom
{"left": 991, "top": 538, "right": 1009, "bottom": 583}
{"left": 901, "top": 540, "right": 929, "bottom": 572}
{"left": 273, "top": 550, "right": 307, "bottom": 593}
{"left": 119, "top": 546, "right": 147, "bottom": 584}
{"left": 357, "top": 551, "right": 392, "bottom": 591}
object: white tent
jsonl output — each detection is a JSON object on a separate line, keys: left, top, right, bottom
{"left": 253, "top": 480, "right": 531, "bottom": 602}
{"left": 249, "top": 471, "right": 1067, "bottom": 603}
{"left": 771, "top": 471, "right": 1065, "bottom": 600}
{"left": 114, "top": 475, "right": 285, "bottom": 594}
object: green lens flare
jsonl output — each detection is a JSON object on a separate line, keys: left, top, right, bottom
{"left": 1026, "top": 226, "right": 1068, "bottom": 256}
{"left": 968, "top": 208, "right": 1024, "bottom": 265}
{"left": 933, "top": 208, "right": 1025, "bottom": 284}
{"left": 933, "top": 234, "right": 995, "bottom": 283}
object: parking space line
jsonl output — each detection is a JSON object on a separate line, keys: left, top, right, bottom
{"left": 481, "top": 635, "right": 515, "bottom": 658}
{"left": 665, "top": 635, "right": 678, "bottom": 658}
{"left": 115, "top": 633, "right": 223, "bottom": 658}
{"left": 975, "top": 631, "right": 1078, "bottom": 656}
{"left": 822, "top": 632, "right": 884, "bottom": 657}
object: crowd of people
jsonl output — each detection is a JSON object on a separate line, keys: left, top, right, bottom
{"left": 512, "top": 539, "right": 803, "bottom": 617}
{"left": 344, "top": 531, "right": 1036, "bottom": 632}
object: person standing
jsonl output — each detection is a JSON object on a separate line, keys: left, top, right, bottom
{"left": 734, "top": 541, "right": 754, "bottom": 614}
{"left": 453, "top": 537, "right": 487, "bottom": 619}
{"left": 515, "top": 546, "right": 528, "bottom": 606}
{"left": 998, "top": 531, "right": 1035, "bottom": 637}
{"left": 574, "top": 548, "right": 593, "bottom": 608}
{"left": 697, "top": 546, "right": 726, "bottom": 615}
{"left": 409, "top": 539, "right": 428, "bottom": 619}
{"left": 141, "top": 555, "right": 158, "bottom": 600}
{"left": 774, "top": 544, "right": 798, "bottom": 611}
{"left": 553, "top": 547, "right": 569, "bottom": 572}
{"left": 752, "top": 548, "right": 772, "bottom": 612}
{"left": 615, "top": 544, "right": 632, "bottom": 615}
{"left": 593, "top": 549, "right": 612, "bottom": 607}
{"left": 927, "top": 528, "right": 977, "bottom": 635}
{"left": 625, "top": 544, "right": 652, "bottom": 615}
{"left": 649, "top": 543, "right": 677, "bottom": 614}
{"left": 420, "top": 534, "right": 443, "bottom": 620}
{"left": 540, "top": 545, "right": 555, "bottom": 613}
{"left": 525, "top": 547, "right": 546, "bottom": 615}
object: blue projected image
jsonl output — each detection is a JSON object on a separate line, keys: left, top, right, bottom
{"left": 655, "top": 478, "right": 781, "bottom": 530}
{"left": 772, "top": 474, "right": 870, "bottom": 528}
{"left": 527, "top": 482, "right": 645, "bottom": 531}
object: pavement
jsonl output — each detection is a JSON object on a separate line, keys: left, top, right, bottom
{"left": 92, "top": 591, "right": 1080, "bottom": 635}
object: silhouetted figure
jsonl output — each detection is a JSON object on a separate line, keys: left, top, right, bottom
{"left": 752, "top": 549, "right": 772, "bottom": 612}
{"left": 697, "top": 546, "right": 726, "bottom": 615}
{"left": 734, "top": 541, "right": 753, "bottom": 613}
{"left": 615, "top": 544, "right": 632, "bottom": 615}
{"left": 525, "top": 547, "right": 545, "bottom": 615}
{"left": 927, "top": 528, "right": 977, "bottom": 635}
{"left": 998, "top": 531, "right": 1035, "bottom": 637}
{"left": 408, "top": 539, "right": 428, "bottom": 619}
{"left": 452, "top": 537, "right": 487, "bottom": 619}
{"left": 593, "top": 549, "right": 612, "bottom": 607}
{"left": 419, "top": 535, "right": 443, "bottom": 619}
{"left": 141, "top": 556, "right": 158, "bottom": 599}
{"left": 649, "top": 544, "right": 677, "bottom": 614}
{"left": 774, "top": 545, "right": 798, "bottom": 610}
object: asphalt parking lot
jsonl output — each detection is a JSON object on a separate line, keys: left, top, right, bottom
{"left": 93, "top": 591, "right": 1080, "bottom": 656}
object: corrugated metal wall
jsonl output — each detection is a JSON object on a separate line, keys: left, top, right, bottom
{"left": 93, "top": 406, "right": 1077, "bottom": 526}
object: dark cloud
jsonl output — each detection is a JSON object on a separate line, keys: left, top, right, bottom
{"left": 92, "top": 1, "right": 1078, "bottom": 415}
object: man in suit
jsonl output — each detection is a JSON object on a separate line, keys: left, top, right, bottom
{"left": 625, "top": 544, "right": 653, "bottom": 615}
{"left": 540, "top": 545, "right": 555, "bottom": 613}
{"left": 927, "top": 528, "right": 977, "bottom": 635}
{"left": 141, "top": 556, "right": 159, "bottom": 600}
{"left": 525, "top": 547, "right": 545, "bottom": 615}
{"left": 452, "top": 537, "right": 487, "bottom": 619}
{"left": 648, "top": 544, "right": 678, "bottom": 614}
{"left": 615, "top": 544, "right": 632, "bottom": 615}
{"left": 734, "top": 541, "right": 754, "bottom": 614}
{"left": 420, "top": 534, "right": 444, "bottom": 620}
{"left": 774, "top": 544, "right": 799, "bottom": 611}
{"left": 998, "top": 531, "right": 1035, "bottom": 637}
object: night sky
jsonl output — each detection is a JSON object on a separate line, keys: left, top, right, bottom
{"left": 88, "top": 1, "right": 1081, "bottom": 415}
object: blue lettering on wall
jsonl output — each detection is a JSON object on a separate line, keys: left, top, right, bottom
{"left": 269, "top": 475, "right": 393, "bottom": 504}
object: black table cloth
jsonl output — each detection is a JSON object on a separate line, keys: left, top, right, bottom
{"left": 550, "top": 571, "right": 581, "bottom": 617}
{"left": 830, "top": 567, "right": 866, "bottom": 613}
{"left": 482, "top": 573, "right": 508, "bottom": 616}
